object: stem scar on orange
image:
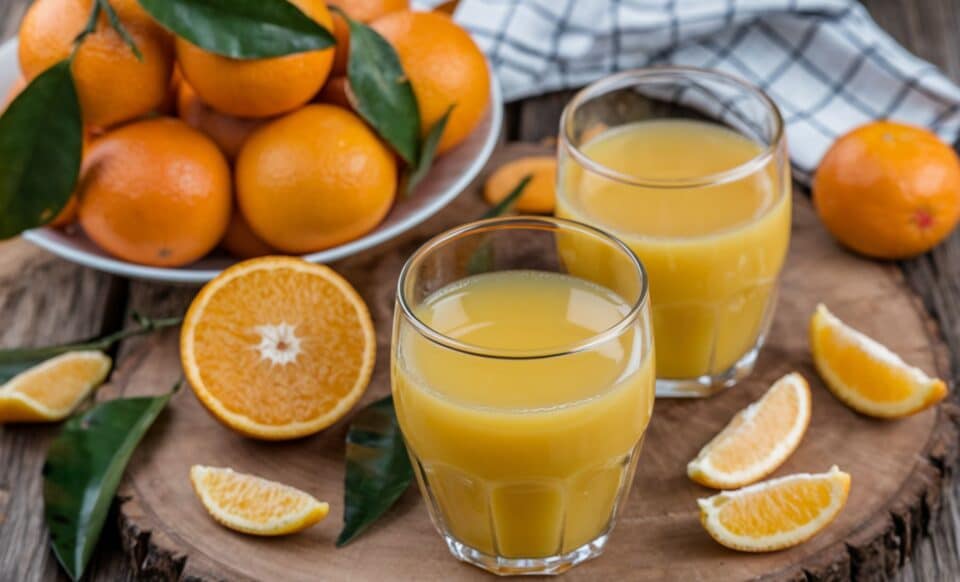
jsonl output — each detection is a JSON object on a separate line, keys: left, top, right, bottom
{"left": 813, "top": 121, "right": 960, "bottom": 259}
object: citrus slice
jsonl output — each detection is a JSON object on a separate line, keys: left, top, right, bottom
{"left": 699, "top": 466, "right": 851, "bottom": 552}
{"left": 688, "top": 372, "right": 811, "bottom": 489}
{"left": 180, "top": 257, "right": 376, "bottom": 440}
{"left": 190, "top": 465, "right": 329, "bottom": 536}
{"left": 0, "top": 351, "right": 111, "bottom": 423}
{"left": 810, "top": 304, "right": 947, "bottom": 418}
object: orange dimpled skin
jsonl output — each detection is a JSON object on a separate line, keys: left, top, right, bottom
{"left": 18, "top": 0, "right": 174, "bottom": 129}
{"left": 176, "top": 0, "right": 334, "bottom": 119}
{"left": 77, "top": 118, "right": 232, "bottom": 267}
{"left": 372, "top": 10, "right": 490, "bottom": 154}
{"left": 236, "top": 105, "right": 397, "bottom": 254}
{"left": 813, "top": 121, "right": 960, "bottom": 259}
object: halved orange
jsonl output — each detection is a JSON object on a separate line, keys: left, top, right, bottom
{"left": 699, "top": 466, "right": 851, "bottom": 552}
{"left": 190, "top": 465, "right": 329, "bottom": 536}
{"left": 180, "top": 257, "right": 376, "bottom": 440}
{"left": 688, "top": 372, "right": 811, "bottom": 489}
{"left": 810, "top": 304, "right": 947, "bottom": 418}
{"left": 0, "top": 351, "right": 111, "bottom": 423}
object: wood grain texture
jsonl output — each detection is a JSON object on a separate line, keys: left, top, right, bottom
{"left": 108, "top": 141, "right": 954, "bottom": 581}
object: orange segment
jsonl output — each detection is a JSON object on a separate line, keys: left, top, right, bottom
{"left": 180, "top": 257, "right": 376, "bottom": 440}
{"left": 810, "top": 304, "right": 948, "bottom": 418}
{"left": 699, "top": 466, "right": 851, "bottom": 552}
{"left": 190, "top": 465, "right": 329, "bottom": 536}
{"left": 0, "top": 351, "right": 111, "bottom": 422}
{"left": 688, "top": 373, "right": 811, "bottom": 489}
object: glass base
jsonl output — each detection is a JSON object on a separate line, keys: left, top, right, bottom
{"left": 444, "top": 533, "right": 609, "bottom": 576}
{"left": 655, "top": 343, "right": 760, "bottom": 398}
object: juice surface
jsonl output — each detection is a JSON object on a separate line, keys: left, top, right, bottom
{"left": 393, "top": 270, "right": 654, "bottom": 558}
{"left": 557, "top": 119, "right": 791, "bottom": 379}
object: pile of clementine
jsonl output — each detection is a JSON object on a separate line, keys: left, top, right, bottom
{"left": 9, "top": 0, "right": 491, "bottom": 267}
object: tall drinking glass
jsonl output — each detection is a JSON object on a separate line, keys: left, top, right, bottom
{"left": 556, "top": 67, "right": 791, "bottom": 397}
{"left": 392, "top": 217, "right": 654, "bottom": 575}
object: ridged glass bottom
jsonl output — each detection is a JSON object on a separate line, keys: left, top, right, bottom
{"left": 655, "top": 339, "right": 760, "bottom": 398}
{"left": 444, "top": 531, "right": 609, "bottom": 576}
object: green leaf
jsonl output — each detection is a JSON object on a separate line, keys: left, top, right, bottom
{"left": 0, "top": 60, "right": 82, "bottom": 239}
{"left": 336, "top": 395, "right": 413, "bottom": 547}
{"left": 138, "top": 0, "right": 335, "bottom": 59}
{"left": 96, "top": 0, "right": 143, "bottom": 60}
{"left": 44, "top": 387, "right": 177, "bottom": 581}
{"left": 337, "top": 8, "right": 420, "bottom": 165}
{"left": 0, "top": 313, "right": 181, "bottom": 384}
{"left": 467, "top": 174, "right": 534, "bottom": 275}
{"left": 405, "top": 106, "right": 453, "bottom": 196}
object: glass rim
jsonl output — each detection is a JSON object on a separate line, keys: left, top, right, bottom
{"left": 559, "top": 66, "right": 786, "bottom": 189}
{"left": 396, "top": 216, "right": 649, "bottom": 360}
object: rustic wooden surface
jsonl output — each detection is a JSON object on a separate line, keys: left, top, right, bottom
{"left": 0, "top": 0, "right": 959, "bottom": 581}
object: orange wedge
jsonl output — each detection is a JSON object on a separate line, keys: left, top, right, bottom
{"left": 688, "top": 373, "right": 811, "bottom": 489}
{"left": 180, "top": 257, "right": 376, "bottom": 440}
{"left": 190, "top": 465, "right": 329, "bottom": 536}
{"left": 0, "top": 351, "right": 111, "bottom": 423}
{"left": 810, "top": 304, "right": 947, "bottom": 418}
{"left": 699, "top": 466, "right": 851, "bottom": 552}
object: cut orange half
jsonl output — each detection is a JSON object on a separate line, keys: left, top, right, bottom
{"left": 810, "top": 304, "right": 947, "bottom": 418}
{"left": 180, "top": 257, "right": 376, "bottom": 440}
{"left": 699, "top": 466, "right": 851, "bottom": 552}
{"left": 688, "top": 372, "right": 811, "bottom": 489}
{"left": 0, "top": 351, "right": 111, "bottom": 423}
{"left": 190, "top": 465, "right": 329, "bottom": 536}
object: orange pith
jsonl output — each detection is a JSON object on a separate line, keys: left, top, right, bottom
{"left": 180, "top": 257, "right": 376, "bottom": 440}
{"left": 810, "top": 304, "right": 948, "bottom": 418}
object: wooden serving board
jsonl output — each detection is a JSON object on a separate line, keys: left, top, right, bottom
{"left": 105, "top": 144, "right": 959, "bottom": 581}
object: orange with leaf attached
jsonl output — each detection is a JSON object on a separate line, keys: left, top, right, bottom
{"left": 18, "top": 0, "right": 174, "bottom": 129}
{"left": 329, "top": 0, "right": 409, "bottom": 76}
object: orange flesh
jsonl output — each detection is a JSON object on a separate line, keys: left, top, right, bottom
{"left": 719, "top": 479, "right": 835, "bottom": 537}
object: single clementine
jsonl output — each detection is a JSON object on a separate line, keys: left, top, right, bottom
{"left": 316, "top": 76, "right": 354, "bottom": 110}
{"left": 813, "top": 121, "right": 960, "bottom": 259}
{"left": 329, "top": 0, "right": 409, "bottom": 75}
{"left": 483, "top": 156, "right": 557, "bottom": 213}
{"left": 236, "top": 104, "right": 397, "bottom": 254}
{"left": 18, "top": 0, "right": 174, "bottom": 129}
{"left": 221, "top": 209, "right": 276, "bottom": 259}
{"left": 180, "top": 256, "right": 376, "bottom": 439}
{"left": 177, "top": 81, "right": 266, "bottom": 160}
{"left": 77, "top": 117, "right": 231, "bottom": 267}
{"left": 175, "top": 0, "right": 334, "bottom": 119}
{"left": 372, "top": 10, "right": 490, "bottom": 154}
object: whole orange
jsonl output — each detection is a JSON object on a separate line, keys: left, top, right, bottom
{"left": 329, "top": 0, "right": 409, "bottom": 76}
{"left": 78, "top": 118, "right": 232, "bottom": 267}
{"left": 813, "top": 121, "right": 960, "bottom": 259}
{"left": 177, "top": 82, "right": 266, "bottom": 160}
{"left": 372, "top": 10, "right": 490, "bottom": 154}
{"left": 236, "top": 105, "right": 397, "bottom": 254}
{"left": 221, "top": 209, "right": 275, "bottom": 259}
{"left": 18, "top": 0, "right": 174, "bottom": 129}
{"left": 175, "top": 0, "right": 334, "bottom": 119}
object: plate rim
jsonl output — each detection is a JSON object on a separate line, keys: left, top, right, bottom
{"left": 2, "top": 37, "right": 504, "bottom": 284}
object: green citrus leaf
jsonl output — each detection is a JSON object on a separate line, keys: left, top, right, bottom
{"left": 44, "top": 387, "right": 177, "bottom": 580}
{"left": 138, "top": 0, "right": 334, "bottom": 59}
{"left": 0, "top": 313, "right": 181, "bottom": 384}
{"left": 405, "top": 106, "right": 453, "bottom": 196}
{"left": 96, "top": 0, "right": 142, "bottom": 60}
{"left": 338, "top": 9, "right": 420, "bottom": 165}
{"left": 0, "top": 59, "right": 82, "bottom": 239}
{"left": 336, "top": 395, "right": 413, "bottom": 547}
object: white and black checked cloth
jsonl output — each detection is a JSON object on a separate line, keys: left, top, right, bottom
{"left": 417, "top": 0, "right": 960, "bottom": 183}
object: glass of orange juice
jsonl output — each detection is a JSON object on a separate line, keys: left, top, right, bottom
{"left": 556, "top": 67, "right": 791, "bottom": 397}
{"left": 392, "top": 217, "right": 654, "bottom": 575}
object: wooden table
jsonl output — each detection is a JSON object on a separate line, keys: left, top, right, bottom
{"left": 1, "top": 1, "right": 959, "bottom": 580}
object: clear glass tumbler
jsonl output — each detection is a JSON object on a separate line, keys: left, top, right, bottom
{"left": 555, "top": 67, "right": 791, "bottom": 397}
{"left": 392, "top": 217, "right": 654, "bottom": 575}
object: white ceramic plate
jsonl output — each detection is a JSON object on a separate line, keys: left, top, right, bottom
{"left": 0, "top": 38, "right": 503, "bottom": 284}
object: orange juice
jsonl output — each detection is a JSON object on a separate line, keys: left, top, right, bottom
{"left": 393, "top": 270, "right": 654, "bottom": 558}
{"left": 557, "top": 119, "right": 791, "bottom": 380}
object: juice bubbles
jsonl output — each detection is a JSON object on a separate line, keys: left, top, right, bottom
{"left": 393, "top": 270, "right": 654, "bottom": 561}
{"left": 557, "top": 119, "right": 791, "bottom": 384}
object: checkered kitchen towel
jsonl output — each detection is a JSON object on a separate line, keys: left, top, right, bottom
{"left": 417, "top": 0, "right": 960, "bottom": 183}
